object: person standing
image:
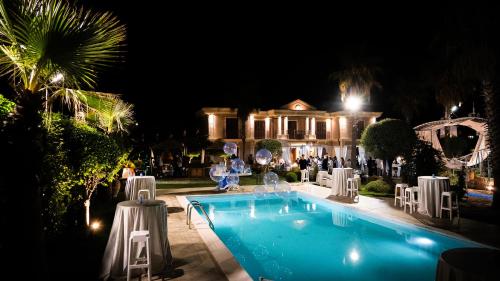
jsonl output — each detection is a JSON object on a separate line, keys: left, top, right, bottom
{"left": 248, "top": 154, "right": 254, "bottom": 165}
{"left": 299, "top": 155, "right": 308, "bottom": 182}
{"left": 340, "top": 157, "right": 345, "bottom": 168}
{"left": 321, "top": 154, "right": 329, "bottom": 171}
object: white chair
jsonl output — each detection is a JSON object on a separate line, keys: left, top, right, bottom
{"left": 138, "top": 189, "right": 151, "bottom": 200}
{"left": 394, "top": 183, "right": 408, "bottom": 207}
{"left": 403, "top": 187, "right": 418, "bottom": 214}
{"left": 127, "top": 230, "right": 151, "bottom": 281}
{"left": 347, "top": 177, "right": 360, "bottom": 198}
{"left": 440, "top": 191, "right": 460, "bottom": 222}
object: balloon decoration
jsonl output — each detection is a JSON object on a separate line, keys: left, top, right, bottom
{"left": 227, "top": 173, "right": 240, "bottom": 186}
{"left": 275, "top": 180, "right": 292, "bottom": 196}
{"left": 231, "top": 158, "right": 245, "bottom": 173}
{"left": 223, "top": 142, "right": 238, "bottom": 155}
{"left": 254, "top": 185, "right": 267, "bottom": 197}
{"left": 263, "top": 172, "right": 279, "bottom": 187}
{"left": 255, "top": 148, "right": 272, "bottom": 165}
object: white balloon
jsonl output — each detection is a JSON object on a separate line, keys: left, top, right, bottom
{"left": 223, "top": 142, "right": 238, "bottom": 155}
{"left": 275, "top": 180, "right": 292, "bottom": 196}
{"left": 209, "top": 164, "right": 227, "bottom": 182}
{"left": 227, "top": 173, "right": 240, "bottom": 186}
{"left": 231, "top": 158, "right": 245, "bottom": 172}
{"left": 255, "top": 148, "right": 272, "bottom": 165}
{"left": 263, "top": 172, "right": 279, "bottom": 187}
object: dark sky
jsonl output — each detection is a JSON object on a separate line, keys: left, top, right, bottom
{"left": 66, "top": 1, "right": 499, "bottom": 141}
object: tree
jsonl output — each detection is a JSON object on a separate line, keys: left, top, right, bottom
{"left": 0, "top": 93, "right": 14, "bottom": 118}
{"left": 360, "top": 119, "right": 417, "bottom": 178}
{"left": 329, "top": 64, "right": 381, "bottom": 103}
{"left": 401, "top": 140, "right": 445, "bottom": 186}
{"left": 0, "top": 0, "right": 126, "bottom": 277}
{"left": 64, "top": 120, "right": 125, "bottom": 226}
{"left": 256, "top": 139, "right": 282, "bottom": 160}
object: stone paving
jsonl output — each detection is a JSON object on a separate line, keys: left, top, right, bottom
{"left": 156, "top": 182, "right": 500, "bottom": 280}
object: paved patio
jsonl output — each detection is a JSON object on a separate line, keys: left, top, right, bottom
{"left": 158, "top": 183, "right": 500, "bottom": 280}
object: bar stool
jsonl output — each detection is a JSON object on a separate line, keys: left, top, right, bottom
{"left": 440, "top": 191, "right": 460, "bottom": 222}
{"left": 301, "top": 169, "right": 310, "bottom": 183}
{"left": 394, "top": 183, "right": 408, "bottom": 207}
{"left": 138, "top": 189, "right": 151, "bottom": 199}
{"left": 127, "top": 230, "right": 151, "bottom": 281}
{"left": 403, "top": 187, "right": 418, "bottom": 214}
{"left": 347, "top": 177, "right": 360, "bottom": 198}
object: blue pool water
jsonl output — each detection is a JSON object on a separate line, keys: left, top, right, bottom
{"left": 188, "top": 192, "right": 485, "bottom": 281}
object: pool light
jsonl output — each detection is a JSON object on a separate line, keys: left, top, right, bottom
{"left": 349, "top": 249, "right": 360, "bottom": 262}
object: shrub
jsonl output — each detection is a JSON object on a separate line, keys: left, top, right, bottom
{"left": 365, "top": 179, "right": 391, "bottom": 193}
{"left": 0, "top": 94, "right": 15, "bottom": 119}
{"left": 256, "top": 139, "right": 282, "bottom": 159}
{"left": 285, "top": 171, "right": 298, "bottom": 182}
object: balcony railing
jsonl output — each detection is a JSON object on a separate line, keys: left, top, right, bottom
{"left": 287, "top": 129, "right": 305, "bottom": 139}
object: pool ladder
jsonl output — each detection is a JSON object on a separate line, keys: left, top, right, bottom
{"left": 187, "top": 200, "right": 214, "bottom": 230}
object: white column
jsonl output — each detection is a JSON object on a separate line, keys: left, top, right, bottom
{"left": 265, "top": 117, "right": 270, "bottom": 138}
{"left": 278, "top": 116, "right": 282, "bottom": 136}
{"left": 326, "top": 118, "right": 332, "bottom": 139}
{"left": 311, "top": 117, "right": 316, "bottom": 136}
{"left": 305, "top": 117, "right": 309, "bottom": 135}
{"left": 208, "top": 114, "right": 215, "bottom": 139}
{"left": 284, "top": 116, "right": 288, "bottom": 135}
{"left": 248, "top": 114, "right": 255, "bottom": 139}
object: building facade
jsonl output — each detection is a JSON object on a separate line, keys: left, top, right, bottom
{"left": 201, "top": 99, "right": 382, "bottom": 164}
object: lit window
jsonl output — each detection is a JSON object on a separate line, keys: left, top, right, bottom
{"left": 295, "top": 104, "right": 303, "bottom": 110}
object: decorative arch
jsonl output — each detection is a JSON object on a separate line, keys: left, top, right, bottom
{"left": 414, "top": 117, "right": 489, "bottom": 169}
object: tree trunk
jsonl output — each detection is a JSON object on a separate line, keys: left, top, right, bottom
{"left": 483, "top": 80, "right": 500, "bottom": 209}
{"left": 84, "top": 199, "right": 91, "bottom": 226}
{"left": 351, "top": 116, "right": 357, "bottom": 169}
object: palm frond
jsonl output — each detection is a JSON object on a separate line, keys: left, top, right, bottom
{"left": 0, "top": 0, "right": 126, "bottom": 92}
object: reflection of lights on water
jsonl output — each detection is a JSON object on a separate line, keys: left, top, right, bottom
{"left": 306, "top": 204, "right": 310, "bottom": 211}
{"left": 349, "top": 249, "right": 360, "bottom": 262}
{"left": 294, "top": 220, "right": 305, "bottom": 225}
{"left": 284, "top": 205, "right": 289, "bottom": 213}
{"left": 312, "top": 203, "right": 316, "bottom": 211}
{"left": 250, "top": 201, "right": 256, "bottom": 218}
{"left": 209, "top": 205, "right": 215, "bottom": 221}
{"left": 293, "top": 219, "right": 307, "bottom": 229}
{"left": 413, "top": 237, "right": 434, "bottom": 246}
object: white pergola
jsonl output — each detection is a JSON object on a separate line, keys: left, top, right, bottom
{"left": 414, "top": 117, "right": 489, "bottom": 169}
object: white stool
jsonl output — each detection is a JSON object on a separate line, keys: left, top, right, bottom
{"left": 347, "top": 177, "right": 360, "bottom": 198}
{"left": 394, "top": 183, "right": 408, "bottom": 207}
{"left": 403, "top": 187, "right": 418, "bottom": 214}
{"left": 301, "top": 169, "right": 310, "bottom": 183}
{"left": 138, "top": 189, "right": 151, "bottom": 199}
{"left": 127, "top": 230, "right": 151, "bottom": 281}
{"left": 440, "top": 191, "right": 460, "bottom": 221}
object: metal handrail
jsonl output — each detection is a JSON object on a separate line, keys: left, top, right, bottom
{"left": 187, "top": 200, "right": 214, "bottom": 230}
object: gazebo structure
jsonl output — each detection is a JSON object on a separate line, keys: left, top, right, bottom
{"left": 414, "top": 117, "right": 490, "bottom": 170}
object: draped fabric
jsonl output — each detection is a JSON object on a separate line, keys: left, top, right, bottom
{"left": 328, "top": 168, "right": 354, "bottom": 196}
{"left": 418, "top": 176, "right": 450, "bottom": 217}
{"left": 281, "top": 147, "right": 291, "bottom": 165}
{"left": 100, "top": 200, "right": 172, "bottom": 280}
{"left": 125, "top": 176, "right": 156, "bottom": 200}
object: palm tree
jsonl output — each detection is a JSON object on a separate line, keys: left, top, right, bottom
{"left": 0, "top": 0, "right": 126, "bottom": 275}
{"left": 429, "top": 2, "right": 499, "bottom": 208}
{"left": 83, "top": 91, "right": 135, "bottom": 134}
{"left": 329, "top": 64, "right": 382, "bottom": 103}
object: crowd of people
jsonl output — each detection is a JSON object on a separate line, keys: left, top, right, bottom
{"left": 295, "top": 154, "right": 395, "bottom": 177}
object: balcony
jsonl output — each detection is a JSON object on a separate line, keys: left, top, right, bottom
{"left": 287, "top": 129, "right": 305, "bottom": 139}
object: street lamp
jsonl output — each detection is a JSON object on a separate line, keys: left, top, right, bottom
{"left": 345, "top": 96, "right": 362, "bottom": 169}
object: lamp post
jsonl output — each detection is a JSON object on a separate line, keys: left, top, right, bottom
{"left": 345, "top": 96, "right": 362, "bottom": 169}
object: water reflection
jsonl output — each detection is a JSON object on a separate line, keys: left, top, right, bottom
{"left": 332, "top": 210, "right": 350, "bottom": 227}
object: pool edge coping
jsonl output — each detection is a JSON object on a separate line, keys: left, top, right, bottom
{"left": 176, "top": 195, "right": 253, "bottom": 281}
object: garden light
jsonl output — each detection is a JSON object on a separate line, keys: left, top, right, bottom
{"left": 90, "top": 221, "right": 101, "bottom": 231}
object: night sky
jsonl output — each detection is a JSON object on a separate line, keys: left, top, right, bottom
{"left": 32, "top": 1, "right": 500, "bottom": 141}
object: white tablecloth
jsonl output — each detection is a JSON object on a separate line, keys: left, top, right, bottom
{"left": 316, "top": 171, "right": 329, "bottom": 186}
{"left": 100, "top": 200, "right": 172, "bottom": 280}
{"left": 417, "top": 176, "right": 450, "bottom": 217}
{"left": 125, "top": 176, "right": 156, "bottom": 200}
{"left": 329, "top": 168, "right": 354, "bottom": 196}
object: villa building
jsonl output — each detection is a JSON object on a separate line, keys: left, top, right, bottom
{"left": 201, "top": 99, "right": 382, "bottom": 164}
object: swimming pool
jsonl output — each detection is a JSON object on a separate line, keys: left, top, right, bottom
{"left": 187, "top": 192, "right": 485, "bottom": 281}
